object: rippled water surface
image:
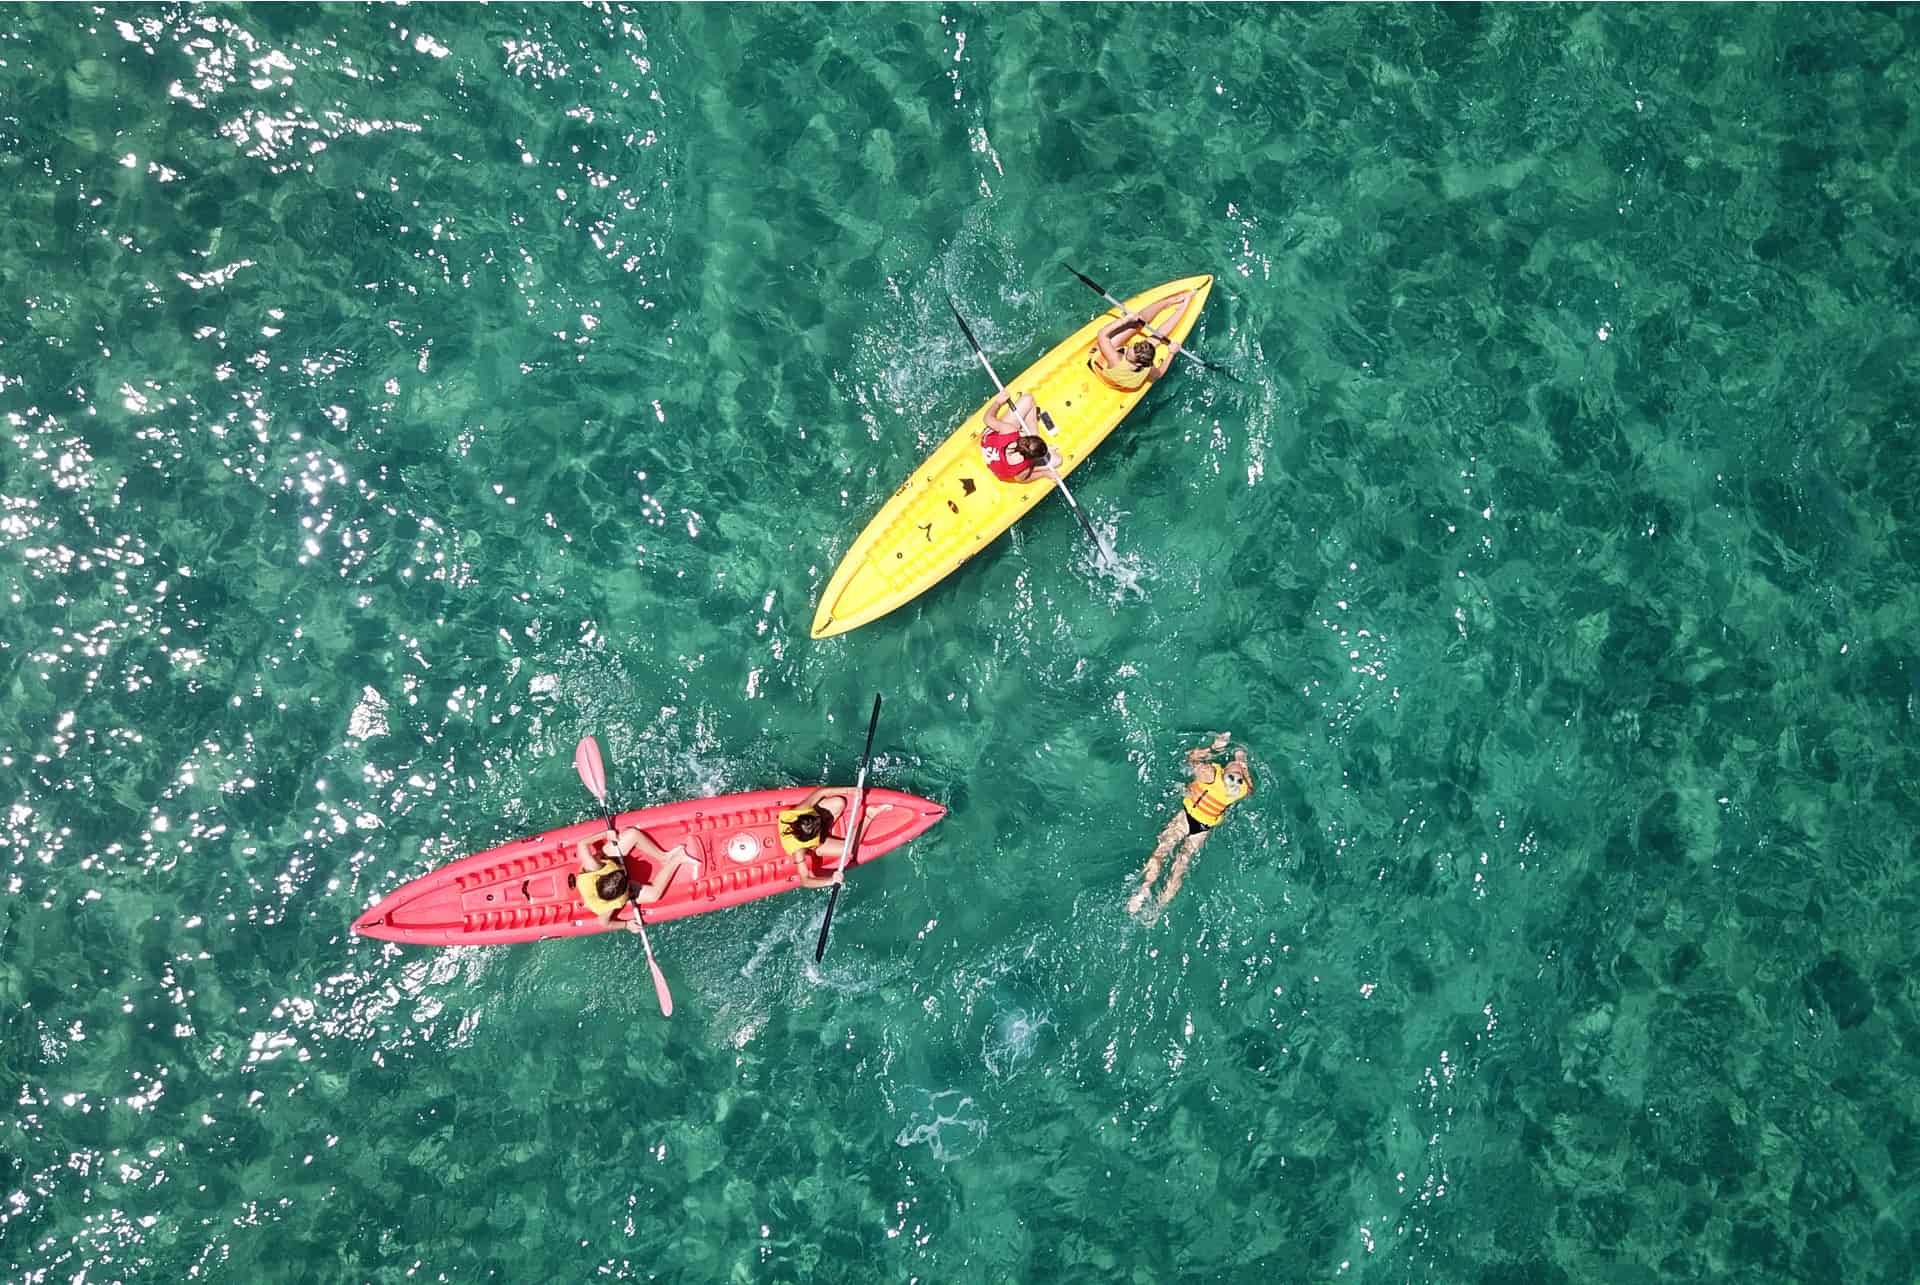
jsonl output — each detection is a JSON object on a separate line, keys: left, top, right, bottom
{"left": 6, "top": 4, "right": 1920, "bottom": 1281}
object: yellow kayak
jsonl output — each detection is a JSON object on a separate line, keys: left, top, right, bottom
{"left": 811, "top": 273, "right": 1214, "bottom": 639}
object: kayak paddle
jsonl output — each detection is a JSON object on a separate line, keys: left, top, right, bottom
{"left": 1063, "top": 263, "right": 1235, "bottom": 379}
{"left": 573, "top": 735, "right": 674, "bottom": 1018}
{"left": 944, "top": 294, "right": 1117, "bottom": 568}
{"left": 813, "top": 692, "right": 883, "bottom": 963}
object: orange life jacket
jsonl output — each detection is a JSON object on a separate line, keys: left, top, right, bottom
{"left": 1183, "top": 766, "right": 1251, "bottom": 826}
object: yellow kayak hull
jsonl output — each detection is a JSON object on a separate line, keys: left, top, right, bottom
{"left": 811, "top": 273, "right": 1214, "bottom": 639}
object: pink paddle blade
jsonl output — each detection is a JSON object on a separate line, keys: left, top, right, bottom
{"left": 647, "top": 948, "right": 673, "bottom": 1018}
{"left": 573, "top": 736, "right": 608, "bottom": 804}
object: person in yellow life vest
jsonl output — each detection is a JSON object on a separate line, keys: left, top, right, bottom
{"left": 1089, "top": 287, "right": 1199, "bottom": 392}
{"left": 778, "top": 786, "right": 892, "bottom": 887}
{"left": 1127, "top": 731, "right": 1252, "bottom": 921}
{"left": 574, "top": 826, "right": 697, "bottom": 931}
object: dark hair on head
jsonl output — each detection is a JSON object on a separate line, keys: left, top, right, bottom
{"left": 785, "top": 806, "right": 833, "bottom": 844}
{"left": 1015, "top": 435, "right": 1049, "bottom": 465}
{"left": 595, "top": 866, "right": 630, "bottom": 902}
{"left": 1129, "top": 339, "right": 1157, "bottom": 367}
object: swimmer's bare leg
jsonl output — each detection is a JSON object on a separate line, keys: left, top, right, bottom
{"left": 1155, "top": 831, "right": 1211, "bottom": 909}
{"left": 1128, "top": 814, "right": 1190, "bottom": 916}
{"left": 1126, "top": 860, "right": 1161, "bottom": 918}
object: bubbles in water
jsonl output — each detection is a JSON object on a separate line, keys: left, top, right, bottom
{"left": 737, "top": 903, "right": 911, "bottom": 1000}
{"left": 1070, "top": 510, "right": 1153, "bottom": 601}
{"left": 982, "top": 1005, "right": 1052, "bottom": 1079}
{"left": 894, "top": 1088, "right": 987, "bottom": 1162}
{"left": 1092, "top": 544, "right": 1153, "bottom": 601}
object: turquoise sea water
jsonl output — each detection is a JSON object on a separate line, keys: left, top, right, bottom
{"left": 5, "top": 3, "right": 1920, "bottom": 1280}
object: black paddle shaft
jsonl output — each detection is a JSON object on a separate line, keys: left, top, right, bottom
{"left": 813, "top": 693, "right": 883, "bottom": 963}
{"left": 946, "top": 296, "right": 1000, "bottom": 383}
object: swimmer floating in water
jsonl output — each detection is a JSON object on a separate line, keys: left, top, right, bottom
{"left": 1128, "top": 731, "right": 1252, "bottom": 921}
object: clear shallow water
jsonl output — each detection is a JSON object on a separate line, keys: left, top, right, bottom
{"left": 4, "top": 3, "right": 1919, "bottom": 1280}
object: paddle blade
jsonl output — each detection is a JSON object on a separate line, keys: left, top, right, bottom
{"left": 855, "top": 693, "right": 883, "bottom": 783}
{"left": 1063, "top": 262, "right": 1112, "bottom": 301}
{"left": 814, "top": 882, "right": 843, "bottom": 962}
{"left": 638, "top": 926, "right": 673, "bottom": 1018}
{"left": 945, "top": 294, "right": 982, "bottom": 355}
{"left": 1041, "top": 466, "right": 1115, "bottom": 567}
{"left": 946, "top": 296, "right": 1009, "bottom": 393}
{"left": 574, "top": 736, "right": 608, "bottom": 805}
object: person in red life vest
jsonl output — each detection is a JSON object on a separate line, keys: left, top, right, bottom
{"left": 979, "top": 389, "right": 1056, "bottom": 483}
{"left": 1089, "top": 286, "right": 1199, "bottom": 392}
{"left": 1127, "top": 731, "right": 1252, "bottom": 920}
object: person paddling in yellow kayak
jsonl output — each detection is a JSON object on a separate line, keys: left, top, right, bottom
{"left": 575, "top": 827, "right": 698, "bottom": 930}
{"left": 978, "top": 389, "right": 1056, "bottom": 483}
{"left": 1128, "top": 731, "right": 1253, "bottom": 920}
{"left": 780, "top": 786, "right": 892, "bottom": 886}
{"left": 1090, "top": 286, "right": 1201, "bottom": 391}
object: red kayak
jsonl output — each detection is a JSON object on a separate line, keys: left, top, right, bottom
{"left": 351, "top": 786, "right": 944, "bottom": 946}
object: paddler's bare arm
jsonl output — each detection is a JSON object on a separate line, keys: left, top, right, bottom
{"left": 1094, "top": 321, "right": 1133, "bottom": 366}
{"left": 984, "top": 390, "right": 1037, "bottom": 435}
{"left": 1138, "top": 288, "right": 1196, "bottom": 334}
{"left": 575, "top": 833, "right": 616, "bottom": 872}
{"left": 1097, "top": 289, "right": 1196, "bottom": 366}
{"left": 1145, "top": 290, "right": 1196, "bottom": 375}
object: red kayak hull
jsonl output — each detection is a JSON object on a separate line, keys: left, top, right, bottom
{"left": 351, "top": 786, "right": 944, "bottom": 946}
